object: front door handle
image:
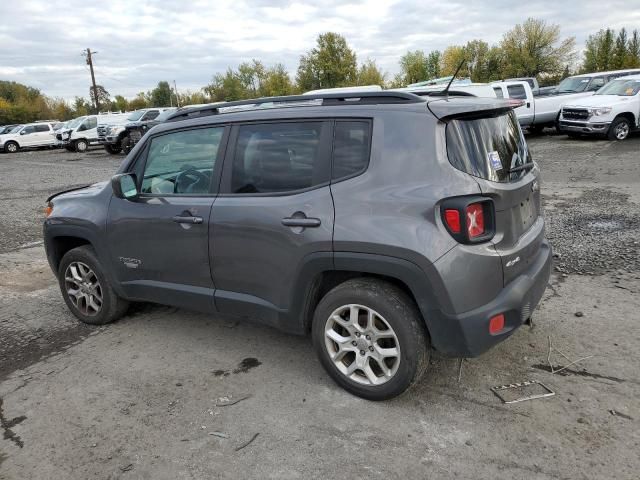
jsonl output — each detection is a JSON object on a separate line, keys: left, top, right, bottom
{"left": 282, "top": 217, "right": 321, "bottom": 228}
{"left": 172, "top": 215, "right": 203, "bottom": 224}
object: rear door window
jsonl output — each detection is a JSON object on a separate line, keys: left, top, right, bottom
{"left": 35, "top": 124, "right": 50, "bottom": 132}
{"left": 446, "top": 111, "right": 532, "bottom": 183}
{"left": 332, "top": 120, "right": 371, "bottom": 181}
{"left": 493, "top": 87, "right": 504, "bottom": 98}
{"left": 507, "top": 84, "right": 527, "bottom": 100}
{"left": 229, "top": 122, "right": 330, "bottom": 194}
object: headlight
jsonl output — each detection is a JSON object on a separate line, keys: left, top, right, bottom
{"left": 110, "top": 126, "right": 125, "bottom": 134}
{"left": 62, "top": 132, "right": 70, "bottom": 139}
{"left": 590, "top": 107, "right": 612, "bottom": 116}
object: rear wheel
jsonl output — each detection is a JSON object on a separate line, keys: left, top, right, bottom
{"left": 58, "top": 246, "right": 129, "bottom": 325}
{"left": 312, "top": 278, "right": 429, "bottom": 400}
{"left": 121, "top": 135, "right": 132, "bottom": 154}
{"left": 608, "top": 117, "right": 631, "bottom": 141}
{"left": 74, "top": 139, "right": 88, "bottom": 152}
{"left": 528, "top": 124, "right": 544, "bottom": 135}
{"left": 4, "top": 141, "right": 19, "bottom": 153}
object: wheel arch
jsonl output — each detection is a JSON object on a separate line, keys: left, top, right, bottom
{"left": 614, "top": 112, "right": 636, "bottom": 126}
{"left": 291, "top": 252, "right": 453, "bottom": 344}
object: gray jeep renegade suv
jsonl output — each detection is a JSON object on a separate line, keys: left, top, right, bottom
{"left": 44, "top": 91, "right": 551, "bottom": 400}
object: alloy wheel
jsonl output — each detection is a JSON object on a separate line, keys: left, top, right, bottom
{"left": 615, "top": 121, "right": 629, "bottom": 140}
{"left": 324, "top": 304, "right": 401, "bottom": 386}
{"left": 6, "top": 143, "right": 17, "bottom": 153}
{"left": 64, "top": 261, "right": 103, "bottom": 316}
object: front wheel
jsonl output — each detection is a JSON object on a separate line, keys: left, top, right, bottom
{"left": 608, "top": 117, "right": 631, "bottom": 141}
{"left": 104, "top": 143, "right": 122, "bottom": 154}
{"left": 58, "top": 246, "right": 129, "bottom": 325}
{"left": 74, "top": 139, "right": 88, "bottom": 152}
{"left": 121, "top": 135, "right": 132, "bottom": 154}
{"left": 312, "top": 278, "right": 429, "bottom": 400}
{"left": 4, "top": 141, "right": 19, "bottom": 153}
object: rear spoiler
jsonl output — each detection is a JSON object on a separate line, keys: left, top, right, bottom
{"left": 427, "top": 98, "right": 524, "bottom": 121}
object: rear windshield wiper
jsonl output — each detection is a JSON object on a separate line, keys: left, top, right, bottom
{"left": 507, "top": 162, "right": 535, "bottom": 174}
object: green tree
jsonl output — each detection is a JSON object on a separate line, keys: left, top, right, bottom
{"left": 398, "top": 50, "right": 428, "bottom": 85}
{"left": 295, "top": 32, "right": 357, "bottom": 90}
{"left": 260, "top": 64, "right": 295, "bottom": 97}
{"left": 204, "top": 69, "right": 246, "bottom": 101}
{"left": 149, "top": 81, "right": 174, "bottom": 107}
{"left": 113, "top": 95, "right": 129, "bottom": 112}
{"left": 89, "top": 85, "right": 111, "bottom": 111}
{"left": 625, "top": 29, "right": 640, "bottom": 68}
{"left": 464, "top": 40, "right": 491, "bottom": 82}
{"left": 425, "top": 51, "right": 442, "bottom": 79}
{"left": 582, "top": 28, "right": 615, "bottom": 72}
{"left": 357, "top": 59, "right": 386, "bottom": 86}
{"left": 129, "top": 93, "right": 148, "bottom": 110}
{"left": 612, "top": 28, "right": 629, "bottom": 69}
{"left": 500, "top": 17, "right": 575, "bottom": 77}
{"left": 72, "top": 97, "right": 91, "bottom": 116}
{"left": 441, "top": 45, "right": 468, "bottom": 77}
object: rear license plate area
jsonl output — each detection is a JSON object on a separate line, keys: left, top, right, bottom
{"left": 520, "top": 195, "right": 536, "bottom": 229}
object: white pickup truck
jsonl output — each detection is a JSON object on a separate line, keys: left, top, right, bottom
{"left": 492, "top": 69, "right": 640, "bottom": 132}
{"left": 558, "top": 74, "right": 640, "bottom": 140}
{"left": 57, "top": 113, "right": 129, "bottom": 152}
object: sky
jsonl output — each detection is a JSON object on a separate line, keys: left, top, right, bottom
{"left": 0, "top": 0, "right": 638, "bottom": 101}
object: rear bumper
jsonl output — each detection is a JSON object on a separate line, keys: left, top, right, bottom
{"left": 430, "top": 240, "right": 552, "bottom": 357}
{"left": 559, "top": 120, "right": 610, "bottom": 134}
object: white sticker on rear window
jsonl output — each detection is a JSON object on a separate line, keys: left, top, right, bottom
{"left": 488, "top": 151, "right": 502, "bottom": 171}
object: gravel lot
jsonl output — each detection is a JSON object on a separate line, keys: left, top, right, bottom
{"left": 1, "top": 136, "right": 639, "bottom": 479}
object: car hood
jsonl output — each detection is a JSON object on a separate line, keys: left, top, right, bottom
{"left": 565, "top": 95, "right": 634, "bottom": 108}
{"left": 47, "top": 181, "right": 109, "bottom": 202}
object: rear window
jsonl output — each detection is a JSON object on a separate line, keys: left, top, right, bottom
{"left": 446, "top": 111, "right": 531, "bottom": 183}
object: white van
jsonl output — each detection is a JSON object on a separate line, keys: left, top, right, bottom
{"left": 58, "top": 113, "right": 129, "bottom": 152}
{"left": 0, "top": 122, "right": 56, "bottom": 153}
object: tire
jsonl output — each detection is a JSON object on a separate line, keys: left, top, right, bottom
{"left": 4, "top": 141, "right": 19, "bottom": 153}
{"left": 74, "top": 139, "right": 88, "bottom": 152}
{"left": 58, "top": 246, "right": 129, "bottom": 325}
{"left": 104, "top": 143, "right": 122, "bottom": 154}
{"left": 312, "top": 278, "right": 429, "bottom": 400}
{"left": 608, "top": 117, "right": 631, "bottom": 141}
{"left": 528, "top": 125, "right": 544, "bottom": 135}
{"left": 121, "top": 135, "right": 132, "bottom": 154}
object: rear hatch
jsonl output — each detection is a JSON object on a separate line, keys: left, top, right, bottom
{"left": 432, "top": 98, "right": 543, "bottom": 286}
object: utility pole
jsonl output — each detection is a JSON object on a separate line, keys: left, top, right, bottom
{"left": 173, "top": 80, "right": 181, "bottom": 107}
{"left": 84, "top": 48, "right": 100, "bottom": 113}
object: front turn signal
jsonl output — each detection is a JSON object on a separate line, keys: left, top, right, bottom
{"left": 44, "top": 202, "right": 53, "bottom": 217}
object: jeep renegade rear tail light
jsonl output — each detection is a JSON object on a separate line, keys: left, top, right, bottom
{"left": 465, "top": 203, "right": 485, "bottom": 238}
{"left": 441, "top": 197, "right": 495, "bottom": 244}
{"left": 444, "top": 209, "right": 461, "bottom": 233}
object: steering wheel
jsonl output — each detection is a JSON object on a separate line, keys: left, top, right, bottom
{"left": 174, "top": 168, "right": 210, "bottom": 193}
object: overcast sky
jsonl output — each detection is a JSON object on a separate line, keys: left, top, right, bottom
{"left": 1, "top": 0, "right": 638, "bottom": 100}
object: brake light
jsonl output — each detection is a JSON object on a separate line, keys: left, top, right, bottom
{"left": 440, "top": 197, "right": 494, "bottom": 244}
{"left": 465, "top": 203, "right": 485, "bottom": 238}
{"left": 444, "top": 209, "right": 461, "bottom": 233}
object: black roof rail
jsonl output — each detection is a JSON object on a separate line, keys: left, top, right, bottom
{"left": 166, "top": 91, "right": 425, "bottom": 122}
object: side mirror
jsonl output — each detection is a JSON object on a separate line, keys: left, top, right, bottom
{"left": 111, "top": 173, "right": 138, "bottom": 200}
{"left": 20, "top": 130, "right": 27, "bottom": 135}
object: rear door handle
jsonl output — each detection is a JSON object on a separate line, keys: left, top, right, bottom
{"left": 282, "top": 217, "right": 321, "bottom": 228}
{"left": 172, "top": 215, "right": 203, "bottom": 224}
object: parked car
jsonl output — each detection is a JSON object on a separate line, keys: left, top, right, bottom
{"left": 504, "top": 77, "right": 556, "bottom": 96}
{"left": 99, "top": 108, "right": 169, "bottom": 154}
{"left": 102, "top": 108, "right": 176, "bottom": 154}
{"left": 57, "top": 113, "right": 129, "bottom": 152}
{"left": 493, "top": 69, "right": 640, "bottom": 132}
{"left": 0, "top": 124, "right": 20, "bottom": 135}
{"left": 395, "top": 83, "right": 498, "bottom": 98}
{"left": 558, "top": 74, "right": 640, "bottom": 140}
{"left": 44, "top": 91, "right": 550, "bottom": 400}
{"left": 0, "top": 122, "right": 56, "bottom": 153}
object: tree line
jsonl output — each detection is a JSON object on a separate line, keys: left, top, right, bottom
{"left": 2, "top": 18, "right": 640, "bottom": 125}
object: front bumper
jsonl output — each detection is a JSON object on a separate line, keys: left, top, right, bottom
{"left": 430, "top": 240, "right": 552, "bottom": 357}
{"left": 559, "top": 120, "right": 611, "bottom": 134}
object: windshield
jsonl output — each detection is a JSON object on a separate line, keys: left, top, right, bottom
{"left": 446, "top": 111, "right": 532, "bottom": 183}
{"left": 557, "top": 77, "right": 591, "bottom": 93}
{"left": 596, "top": 79, "right": 640, "bottom": 96}
{"left": 9, "top": 125, "right": 22, "bottom": 134}
{"left": 67, "top": 117, "right": 85, "bottom": 129}
{"left": 127, "top": 110, "right": 146, "bottom": 121}
{"left": 154, "top": 108, "right": 177, "bottom": 122}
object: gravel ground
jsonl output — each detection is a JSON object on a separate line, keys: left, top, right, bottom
{"left": 1, "top": 136, "right": 639, "bottom": 479}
